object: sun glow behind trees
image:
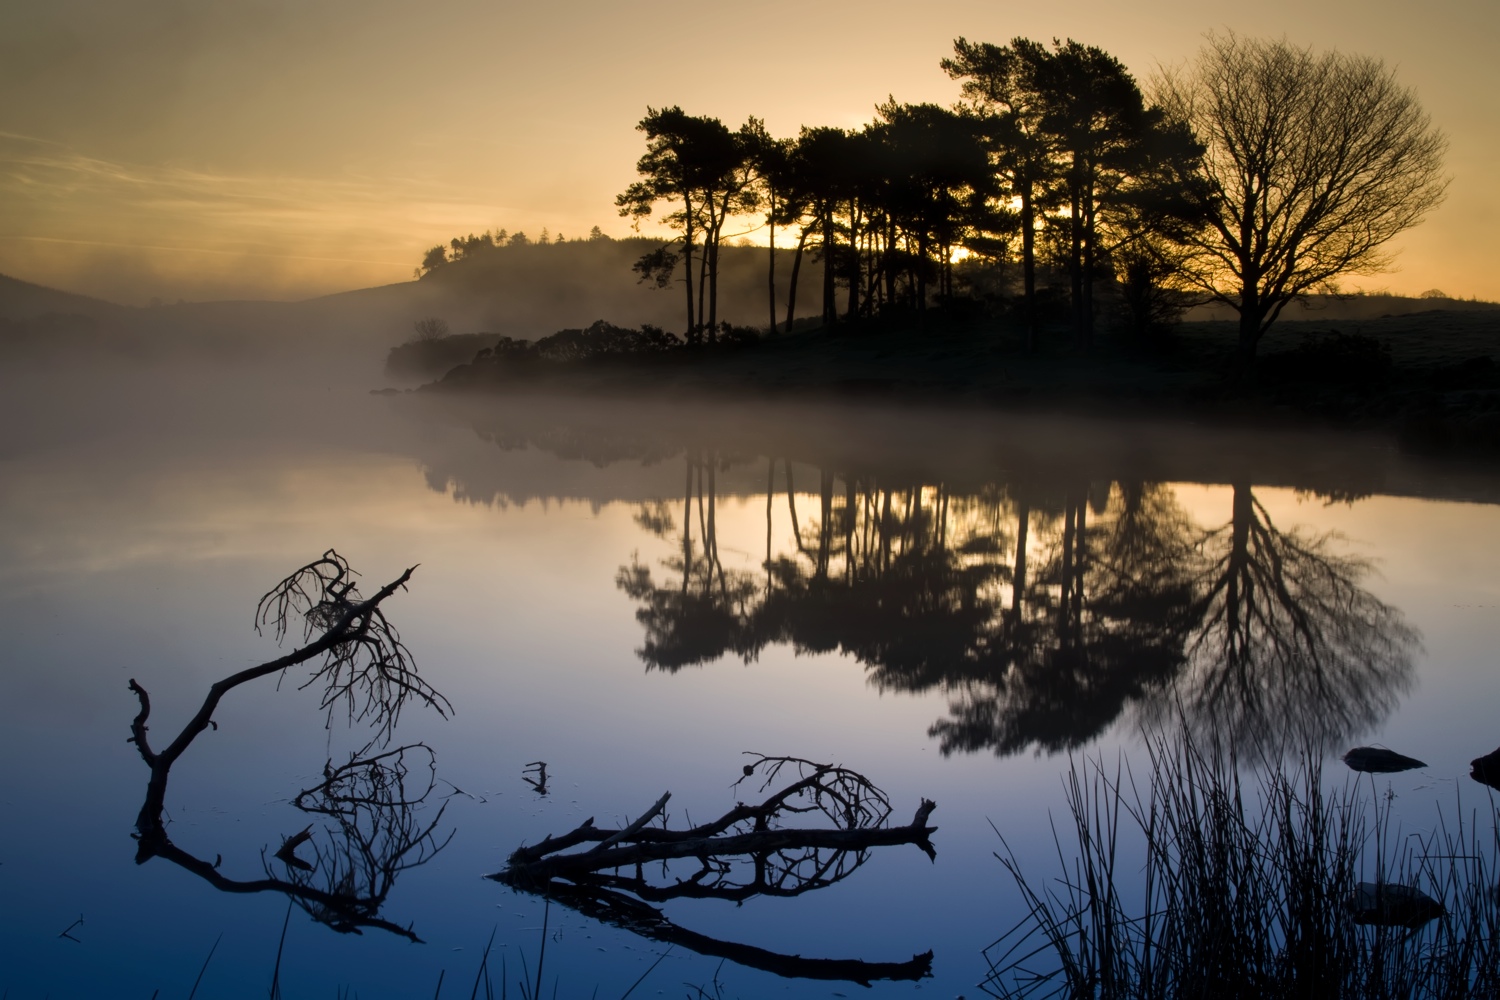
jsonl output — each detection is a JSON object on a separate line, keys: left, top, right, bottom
{"left": 600, "top": 35, "right": 1444, "bottom": 358}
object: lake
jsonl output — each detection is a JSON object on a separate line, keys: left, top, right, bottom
{"left": 2, "top": 357, "right": 1498, "bottom": 998}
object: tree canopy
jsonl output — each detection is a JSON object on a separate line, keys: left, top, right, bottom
{"left": 1156, "top": 34, "right": 1448, "bottom": 363}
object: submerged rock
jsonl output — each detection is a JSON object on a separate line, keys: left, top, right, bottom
{"left": 1348, "top": 881, "right": 1445, "bottom": 928}
{"left": 1471, "top": 746, "right": 1500, "bottom": 790}
{"left": 1341, "top": 746, "right": 1427, "bottom": 773}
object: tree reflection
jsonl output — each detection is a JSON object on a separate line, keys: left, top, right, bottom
{"left": 615, "top": 450, "right": 762, "bottom": 669}
{"left": 616, "top": 467, "right": 1418, "bottom": 757}
{"left": 760, "top": 477, "right": 1002, "bottom": 688}
{"left": 1149, "top": 481, "right": 1419, "bottom": 753}
{"left": 934, "top": 482, "right": 1201, "bottom": 755}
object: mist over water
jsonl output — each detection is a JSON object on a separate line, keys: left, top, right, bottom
{"left": 3, "top": 351, "right": 1500, "bottom": 998}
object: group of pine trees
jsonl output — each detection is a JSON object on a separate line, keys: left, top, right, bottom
{"left": 617, "top": 37, "right": 1207, "bottom": 347}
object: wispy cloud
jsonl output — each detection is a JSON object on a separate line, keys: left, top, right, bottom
{"left": 0, "top": 135, "right": 513, "bottom": 299}
{"left": 0, "top": 135, "right": 501, "bottom": 255}
{"left": 0, "top": 235, "right": 411, "bottom": 267}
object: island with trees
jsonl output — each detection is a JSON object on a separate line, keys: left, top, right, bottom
{"left": 407, "top": 34, "right": 1499, "bottom": 453}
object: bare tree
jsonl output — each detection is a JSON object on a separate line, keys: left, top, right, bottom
{"left": 412, "top": 317, "right": 449, "bottom": 342}
{"left": 1157, "top": 34, "right": 1447, "bottom": 365}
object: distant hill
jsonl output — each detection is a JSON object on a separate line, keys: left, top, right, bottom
{"left": 308, "top": 237, "right": 827, "bottom": 346}
{"left": 0, "top": 240, "right": 823, "bottom": 373}
{"left": 0, "top": 272, "right": 128, "bottom": 321}
{"left": 3, "top": 245, "right": 1493, "bottom": 381}
{"left": 1186, "top": 292, "right": 1499, "bottom": 324}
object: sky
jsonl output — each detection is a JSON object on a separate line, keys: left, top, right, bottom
{"left": 1, "top": 0, "right": 1496, "bottom": 305}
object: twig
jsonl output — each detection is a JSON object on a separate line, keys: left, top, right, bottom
{"left": 57, "top": 914, "right": 83, "bottom": 943}
{"left": 585, "top": 793, "right": 671, "bottom": 856}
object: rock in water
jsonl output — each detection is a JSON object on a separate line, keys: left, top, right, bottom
{"left": 1471, "top": 746, "right": 1500, "bottom": 790}
{"left": 1341, "top": 746, "right": 1427, "bottom": 773}
{"left": 1348, "top": 882, "right": 1444, "bottom": 928}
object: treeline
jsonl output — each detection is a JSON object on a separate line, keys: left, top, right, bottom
{"left": 416, "top": 225, "right": 614, "bottom": 276}
{"left": 614, "top": 34, "right": 1445, "bottom": 363}
{"left": 614, "top": 38, "right": 1202, "bottom": 349}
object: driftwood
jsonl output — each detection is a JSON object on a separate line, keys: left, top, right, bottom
{"left": 492, "top": 755, "right": 937, "bottom": 985}
{"left": 126, "top": 551, "right": 452, "bottom": 941}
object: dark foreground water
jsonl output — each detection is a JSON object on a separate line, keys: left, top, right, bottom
{"left": 2, "top": 359, "right": 1498, "bottom": 998}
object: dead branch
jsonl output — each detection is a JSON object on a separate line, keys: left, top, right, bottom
{"left": 503, "top": 754, "right": 935, "bottom": 881}
{"left": 585, "top": 791, "right": 671, "bottom": 856}
{"left": 126, "top": 551, "right": 452, "bottom": 941}
{"left": 256, "top": 550, "right": 451, "bottom": 746}
{"left": 491, "top": 756, "right": 936, "bottom": 985}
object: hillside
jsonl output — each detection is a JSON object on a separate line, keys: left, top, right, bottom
{"left": 1186, "top": 292, "right": 1498, "bottom": 323}
{"left": 0, "top": 238, "right": 827, "bottom": 366}
{"left": 0, "top": 272, "right": 128, "bottom": 321}
{"left": 317, "top": 237, "right": 828, "bottom": 345}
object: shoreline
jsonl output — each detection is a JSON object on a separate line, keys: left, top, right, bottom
{"left": 414, "top": 309, "right": 1500, "bottom": 458}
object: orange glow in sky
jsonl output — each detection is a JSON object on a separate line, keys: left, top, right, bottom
{"left": 2, "top": 0, "right": 1494, "bottom": 304}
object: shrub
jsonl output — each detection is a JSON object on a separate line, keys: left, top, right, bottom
{"left": 1258, "top": 331, "right": 1394, "bottom": 387}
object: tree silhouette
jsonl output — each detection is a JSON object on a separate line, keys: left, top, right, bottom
{"left": 617, "top": 107, "right": 757, "bottom": 344}
{"left": 740, "top": 118, "right": 801, "bottom": 334}
{"left": 944, "top": 38, "right": 1058, "bottom": 349}
{"left": 1156, "top": 34, "right": 1448, "bottom": 365}
{"left": 864, "top": 101, "right": 1001, "bottom": 314}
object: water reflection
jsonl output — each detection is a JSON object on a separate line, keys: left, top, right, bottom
{"left": 609, "top": 454, "right": 1418, "bottom": 756}
{"left": 1157, "top": 481, "right": 1419, "bottom": 752}
{"left": 127, "top": 552, "right": 453, "bottom": 941}
{"left": 491, "top": 755, "right": 937, "bottom": 985}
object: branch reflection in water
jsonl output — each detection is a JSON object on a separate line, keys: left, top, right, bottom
{"left": 125, "top": 550, "right": 454, "bottom": 941}
{"left": 491, "top": 755, "right": 937, "bottom": 986}
{"left": 614, "top": 449, "right": 1417, "bottom": 757}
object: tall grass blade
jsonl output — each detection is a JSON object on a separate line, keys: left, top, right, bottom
{"left": 470, "top": 927, "right": 497, "bottom": 1000}
{"left": 618, "top": 945, "right": 673, "bottom": 1000}
{"left": 187, "top": 933, "right": 222, "bottom": 1000}
{"left": 269, "top": 901, "right": 293, "bottom": 1000}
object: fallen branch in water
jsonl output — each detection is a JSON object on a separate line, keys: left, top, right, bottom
{"left": 125, "top": 550, "right": 452, "bottom": 941}
{"left": 536, "top": 879, "right": 935, "bottom": 986}
{"left": 492, "top": 755, "right": 937, "bottom": 985}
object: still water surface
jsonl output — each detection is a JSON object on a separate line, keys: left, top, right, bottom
{"left": 2, "top": 361, "right": 1499, "bottom": 997}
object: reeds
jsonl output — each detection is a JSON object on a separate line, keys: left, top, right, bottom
{"left": 983, "top": 732, "right": 1500, "bottom": 999}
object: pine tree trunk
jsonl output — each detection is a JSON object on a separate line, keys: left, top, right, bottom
{"left": 785, "top": 228, "right": 808, "bottom": 333}
{"left": 766, "top": 195, "right": 777, "bottom": 334}
{"left": 821, "top": 208, "right": 836, "bottom": 326}
{"left": 682, "top": 193, "right": 696, "bottom": 342}
{"left": 845, "top": 199, "right": 860, "bottom": 321}
{"left": 1020, "top": 182, "right": 1036, "bottom": 351}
